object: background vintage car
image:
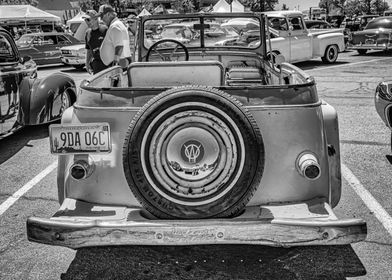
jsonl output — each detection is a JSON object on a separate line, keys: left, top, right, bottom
{"left": 16, "top": 32, "right": 81, "bottom": 65}
{"left": 265, "top": 11, "right": 345, "bottom": 64}
{"left": 347, "top": 16, "right": 392, "bottom": 54}
{"left": 375, "top": 80, "right": 392, "bottom": 151}
{"left": 27, "top": 13, "right": 366, "bottom": 249}
{"left": 0, "top": 27, "right": 77, "bottom": 139}
{"left": 60, "top": 43, "right": 86, "bottom": 69}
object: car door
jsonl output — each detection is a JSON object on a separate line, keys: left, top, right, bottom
{"left": 40, "top": 34, "right": 61, "bottom": 64}
{"left": 287, "top": 16, "right": 312, "bottom": 62}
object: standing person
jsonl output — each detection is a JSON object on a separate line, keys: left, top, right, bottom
{"left": 83, "top": 10, "right": 108, "bottom": 74}
{"left": 127, "top": 14, "right": 138, "bottom": 61}
{"left": 97, "top": 4, "right": 132, "bottom": 69}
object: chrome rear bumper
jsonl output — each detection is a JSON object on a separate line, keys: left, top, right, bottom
{"left": 26, "top": 198, "right": 366, "bottom": 249}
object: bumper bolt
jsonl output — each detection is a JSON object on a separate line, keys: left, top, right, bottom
{"left": 54, "top": 232, "right": 62, "bottom": 240}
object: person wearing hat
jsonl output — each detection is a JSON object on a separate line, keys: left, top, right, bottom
{"left": 127, "top": 14, "right": 138, "bottom": 60}
{"left": 98, "top": 4, "right": 132, "bottom": 69}
{"left": 83, "top": 10, "right": 108, "bottom": 74}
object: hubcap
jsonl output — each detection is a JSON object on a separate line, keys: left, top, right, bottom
{"left": 328, "top": 47, "right": 337, "bottom": 61}
{"left": 140, "top": 102, "right": 245, "bottom": 206}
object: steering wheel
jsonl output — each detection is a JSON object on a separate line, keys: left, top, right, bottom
{"left": 146, "top": 39, "right": 189, "bottom": 62}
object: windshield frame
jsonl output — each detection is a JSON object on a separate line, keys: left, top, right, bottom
{"left": 137, "top": 13, "right": 265, "bottom": 62}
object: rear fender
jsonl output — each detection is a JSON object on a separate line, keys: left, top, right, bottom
{"left": 313, "top": 33, "right": 345, "bottom": 56}
{"left": 22, "top": 72, "right": 76, "bottom": 125}
{"left": 321, "top": 101, "right": 341, "bottom": 207}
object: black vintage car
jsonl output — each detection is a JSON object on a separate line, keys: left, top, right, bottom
{"left": 347, "top": 16, "right": 392, "bottom": 54}
{"left": 16, "top": 32, "right": 81, "bottom": 66}
{"left": 0, "top": 27, "right": 76, "bottom": 139}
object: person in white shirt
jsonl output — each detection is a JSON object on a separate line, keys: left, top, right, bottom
{"left": 97, "top": 4, "right": 132, "bottom": 69}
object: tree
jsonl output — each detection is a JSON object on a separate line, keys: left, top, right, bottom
{"left": 241, "top": 0, "right": 278, "bottom": 12}
{"left": 319, "top": 0, "right": 345, "bottom": 16}
{"left": 171, "top": 0, "right": 198, "bottom": 13}
{"left": 323, "top": 0, "right": 390, "bottom": 17}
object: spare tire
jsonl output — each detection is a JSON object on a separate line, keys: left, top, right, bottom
{"left": 123, "top": 86, "right": 264, "bottom": 219}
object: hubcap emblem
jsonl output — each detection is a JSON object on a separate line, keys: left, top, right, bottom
{"left": 181, "top": 140, "right": 204, "bottom": 164}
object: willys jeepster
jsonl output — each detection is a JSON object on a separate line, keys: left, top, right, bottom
{"left": 26, "top": 13, "right": 367, "bottom": 248}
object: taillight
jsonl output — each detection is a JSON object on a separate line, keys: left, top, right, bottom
{"left": 296, "top": 152, "right": 321, "bottom": 180}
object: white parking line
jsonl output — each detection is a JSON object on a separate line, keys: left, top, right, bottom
{"left": 342, "top": 163, "right": 392, "bottom": 237}
{"left": 0, "top": 161, "right": 57, "bottom": 216}
{"left": 309, "top": 57, "right": 392, "bottom": 72}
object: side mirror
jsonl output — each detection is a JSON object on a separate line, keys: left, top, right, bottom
{"left": 288, "top": 25, "right": 294, "bottom": 31}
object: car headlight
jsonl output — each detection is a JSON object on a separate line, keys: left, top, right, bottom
{"left": 376, "top": 81, "right": 392, "bottom": 100}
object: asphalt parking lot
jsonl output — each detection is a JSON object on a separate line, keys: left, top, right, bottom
{"left": 0, "top": 49, "right": 391, "bottom": 279}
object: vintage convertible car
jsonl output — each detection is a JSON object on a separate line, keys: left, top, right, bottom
{"left": 347, "top": 16, "right": 392, "bottom": 54}
{"left": 375, "top": 80, "right": 392, "bottom": 151}
{"left": 26, "top": 13, "right": 367, "bottom": 249}
{"left": 0, "top": 27, "right": 76, "bottom": 139}
{"left": 16, "top": 32, "right": 81, "bottom": 65}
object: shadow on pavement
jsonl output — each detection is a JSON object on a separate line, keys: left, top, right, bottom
{"left": 61, "top": 244, "right": 366, "bottom": 280}
{"left": 0, "top": 123, "right": 49, "bottom": 165}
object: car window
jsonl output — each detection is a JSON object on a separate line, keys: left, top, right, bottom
{"left": 289, "top": 17, "right": 304, "bottom": 30}
{"left": 0, "top": 33, "right": 16, "bottom": 58}
{"left": 32, "top": 36, "right": 44, "bottom": 45}
{"left": 43, "top": 35, "right": 57, "bottom": 45}
{"left": 268, "top": 17, "right": 288, "bottom": 31}
{"left": 57, "top": 35, "right": 71, "bottom": 45}
{"left": 16, "top": 34, "right": 35, "bottom": 47}
{"left": 366, "top": 18, "right": 392, "bottom": 29}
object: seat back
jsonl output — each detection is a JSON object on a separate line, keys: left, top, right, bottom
{"left": 127, "top": 61, "right": 225, "bottom": 87}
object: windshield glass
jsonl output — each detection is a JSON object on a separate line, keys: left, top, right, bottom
{"left": 16, "top": 35, "right": 35, "bottom": 46}
{"left": 365, "top": 18, "right": 392, "bottom": 29}
{"left": 143, "top": 16, "right": 261, "bottom": 49}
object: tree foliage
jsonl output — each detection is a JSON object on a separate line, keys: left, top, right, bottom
{"left": 319, "top": 0, "right": 389, "bottom": 16}
{"left": 241, "top": 0, "right": 278, "bottom": 12}
{"left": 172, "top": 0, "right": 197, "bottom": 13}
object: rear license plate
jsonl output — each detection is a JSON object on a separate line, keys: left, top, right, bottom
{"left": 49, "top": 123, "right": 111, "bottom": 154}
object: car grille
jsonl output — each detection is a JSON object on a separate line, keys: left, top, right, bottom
{"left": 352, "top": 34, "right": 390, "bottom": 45}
